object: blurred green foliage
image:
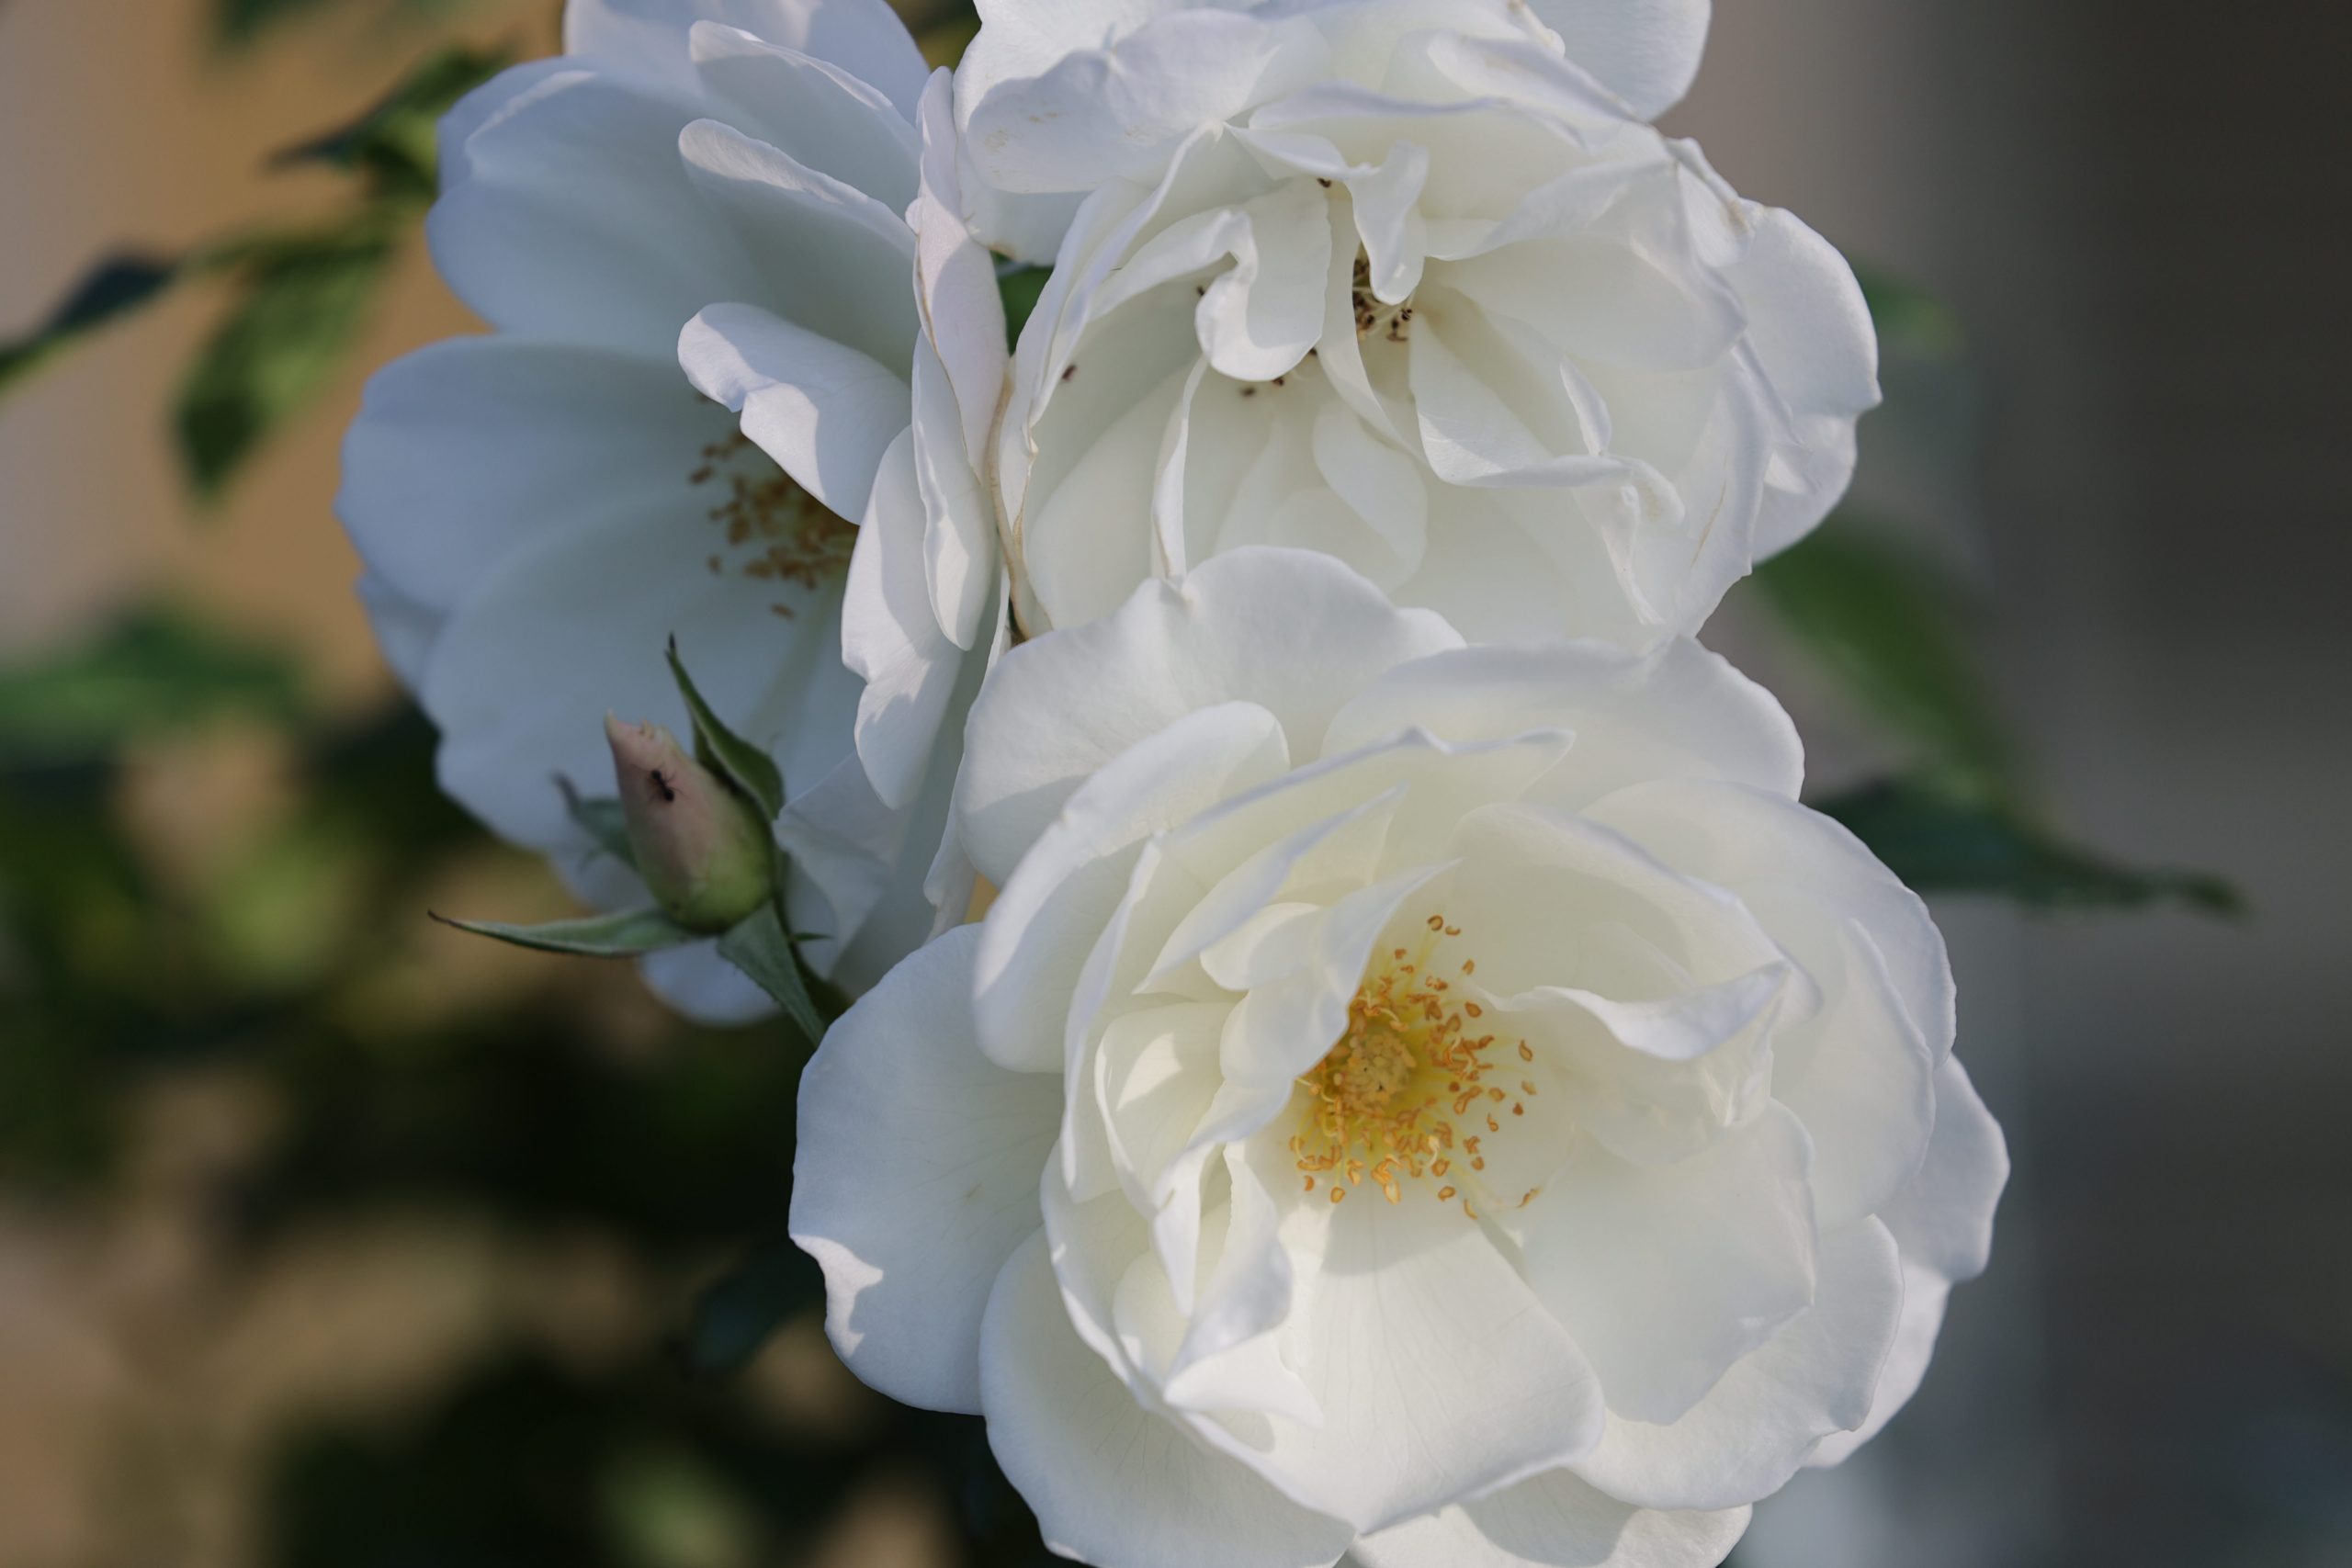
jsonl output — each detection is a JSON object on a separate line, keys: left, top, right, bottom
{"left": 0, "top": 255, "right": 183, "bottom": 396}
{"left": 179, "top": 221, "right": 405, "bottom": 497}
{"left": 0, "top": 603, "right": 1062, "bottom": 1562}
{"left": 1818, "top": 779, "right": 2245, "bottom": 917}
{"left": 0, "top": 44, "right": 508, "bottom": 499}
{"left": 0, "top": 605, "right": 309, "bottom": 761}
{"left": 215, "top": 0, "right": 480, "bottom": 48}
{"left": 1752, "top": 515, "right": 2017, "bottom": 802}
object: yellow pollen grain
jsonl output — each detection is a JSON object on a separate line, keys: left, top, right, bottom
{"left": 688, "top": 429, "right": 855, "bottom": 615}
{"left": 1292, "top": 915, "right": 1542, "bottom": 1223}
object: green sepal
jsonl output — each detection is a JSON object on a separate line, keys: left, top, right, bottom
{"left": 554, "top": 774, "right": 636, "bottom": 870}
{"left": 715, "top": 899, "right": 827, "bottom": 1046}
{"left": 430, "top": 905, "right": 700, "bottom": 958}
{"left": 664, "top": 637, "right": 785, "bottom": 821}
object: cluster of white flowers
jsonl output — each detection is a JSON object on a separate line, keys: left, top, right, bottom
{"left": 340, "top": 2, "right": 2007, "bottom": 1564}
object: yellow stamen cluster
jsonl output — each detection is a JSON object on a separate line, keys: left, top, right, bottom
{"left": 690, "top": 431, "right": 856, "bottom": 617}
{"left": 1292, "top": 915, "right": 1541, "bottom": 1219}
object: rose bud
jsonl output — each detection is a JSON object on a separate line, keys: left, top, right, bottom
{"left": 604, "top": 715, "right": 775, "bottom": 932}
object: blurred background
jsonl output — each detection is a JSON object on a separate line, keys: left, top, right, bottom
{"left": 1, "top": 1, "right": 2345, "bottom": 1565}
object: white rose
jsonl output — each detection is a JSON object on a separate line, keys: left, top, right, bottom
{"left": 790, "top": 548, "right": 2007, "bottom": 1567}
{"left": 338, "top": 0, "right": 1005, "bottom": 1018}
{"left": 955, "top": 0, "right": 1878, "bottom": 649}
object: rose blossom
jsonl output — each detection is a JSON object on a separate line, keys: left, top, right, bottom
{"left": 338, "top": 0, "right": 1005, "bottom": 1016}
{"left": 790, "top": 548, "right": 2006, "bottom": 1567}
{"left": 954, "top": 0, "right": 1877, "bottom": 649}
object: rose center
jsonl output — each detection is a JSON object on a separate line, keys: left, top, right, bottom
{"left": 1291, "top": 913, "right": 1537, "bottom": 1218}
{"left": 689, "top": 430, "right": 857, "bottom": 617}
{"left": 1350, "top": 254, "right": 1415, "bottom": 345}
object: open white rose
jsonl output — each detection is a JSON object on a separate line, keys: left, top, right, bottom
{"left": 791, "top": 548, "right": 2005, "bottom": 1567}
{"left": 339, "top": 0, "right": 1005, "bottom": 1018}
{"left": 956, "top": 0, "right": 1877, "bottom": 648}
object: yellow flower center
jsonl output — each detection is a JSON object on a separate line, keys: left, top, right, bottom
{"left": 1292, "top": 914, "right": 1540, "bottom": 1219}
{"left": 689, "top": 430, "right": 857, "bottom": 617}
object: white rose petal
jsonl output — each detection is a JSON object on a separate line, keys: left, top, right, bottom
{"left": 793, "top": 550, "right": 2007, "bottom": 1565}
{"left": 962, "top": 0, "right": 1878, "bottom": 650}
{"left": 339, "top": 1, "right": 1004, "bottom": 1016}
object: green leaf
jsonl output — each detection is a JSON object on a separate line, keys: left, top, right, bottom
{"left": 715, "top": 900, "right": 827, "bottom": 1045}
{"left": 273, "top": 44, "right": 512, "bottom": 203}
{"left": 1854, "top": 265, "right": 1965, "bottom": 361}
{"left": 554, "top": 775, "right": 636, "bottom": 870}
{"left": 1818, "top": 779, "right": 2244, "bottom": 916}
{"left": 663, "top": 637, "right": 785, "bottom": 820}
{"left": 0, "top": 606, "right": 306, "bottom": 765}
{"left": 429, "top": 906, "right": 700, "bottom": 957}
{"left": 680, "top": 1238, "right": 823, "bottom": 1377}
{"left": 997, "top": 263, "right": 1049, "bottom": 350}
{"left": 1750, "top": 519, "right": 2017, "bottom": 799}
{"left": 176, "top": 221, "right": 400, "bottom": 500}
{"left": 0, "top": 254, "right": 184, "bottom": 399}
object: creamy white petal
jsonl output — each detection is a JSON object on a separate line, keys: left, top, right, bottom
{"left": 1585, "top": 780, "right": 1953, "bottom": 1066}
{"left": 1196, "top": 1157, "right": 1607, "bottom": 1533}
{"left": 842, "top": 430, "right": 961, "bottom": 811}
{"left": 974, "top": 702, "right": 1294, "bottom": 1070}
{"left": 429, "top": 68, "right": 759, "bottom": 358}
{"left": 676, "top": 117, "right": 918, "bottom": 373}
{"left": 1769, "top": 917, "right": 1938, "bottom": 1229}
{"left": 679, "top": 302, "right": 909, "bottom": 525}
{"left": 1803, "top": 1259, "right": 1948, "bottom": 1469}
{"left": 981, "top": 1232, "right": 1356, "bottom": 1568}
{"left": 953, "top": 548, "right": 1461, "bottom": 887}
{"left": 353, "top": 571, "right": 441, "bottom": 693}
{"left": 567, "top": 0, "right": 927, "bottom": 114}
{"left": 686, "top": 21, "right": 918, "bottom": 209}
{"left": 1357, "top": 1472, "right": 1748, "bottom": 1568}
{"left": 1327, "top": 637, "right": 1803, "bottom": 807}
{"left": 435, "top": 57, "right": 583, "bottom": 191}
{"left": 339, "top": 338, "right": 723, "bottom": 615}
{"left": 790, "top": 926, "right": 1061, "bottom": 1414}
{"left": 910, "top": 72, "right": 1012, "bottom": 650}
{"left": 963, "top": 8, "right": 1325, "bottom": 193}
{"left": 1524, "top": 0, "right": 1713, "bottom": 119}
{"left": 1442, "top": 231, "right": 1746, "bottom": 376}
{"left": 1444, "top": 802, "right": 1790, "bottom": 1005}
{"left": 1570, "top": 1218, "right": 1902, "bottom": 1510}
{"left": 1881, "top": 1055, "right": 2009, "bottom": 1284}
{"left": 1510, "top": 1104, "right": 1817, "bottom": 1424}
{"left": 1722, "top": 206, "right": 1879, "bottom": 557}
{"left": 1498, "top": 962, "right": 1793, "bottom": 1168}
{"left": 1215, "top": 863, "right": 1451, "bottom": 1089}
